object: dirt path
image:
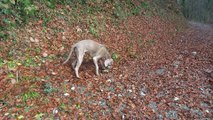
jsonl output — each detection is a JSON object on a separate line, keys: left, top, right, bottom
{"left": 122, "top": 21, "right": 213, "bottom": 119}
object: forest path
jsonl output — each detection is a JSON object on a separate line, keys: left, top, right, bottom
{"left": 120, "top": 20, "right": 213, "bottom": 119}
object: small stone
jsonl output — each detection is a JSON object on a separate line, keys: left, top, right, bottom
{"left": 205, "top": 110, "right": 210, "bottom": 113}
{"left": 119, "top": 74, "right": 123, "bottom": 79}
{"left": 34, "top": 38, "right": 39, "bottom": 43}
{"left": 60, "top": 46, "right": 64, "bottom": 51}
{"left": 156, "top": 68, "right": 165, "bottom": 75}
{"left": 174, "top": 97, "right": 180, "bottom": 101}
{"left": 179, "top": 104, "right": 190, "bottom": 110}
{"left": 191, "top": 109, "right": 202, "bottom": 117}
{"left": 140, "top": 91, "right": 146, "bottom": 97}
{"left": 64, "top": 93, "right": 69, "bottom": 96}
{"left": 157, "top": 91, "right": 166, "bottom": 98}
{"left": 140, "top": 85, "right": 147, "bottom": 97}
{"left": 4, "top": 113, "right": 9, "bottom": 116}
{"left": 30, "top": 37, "right": 39, "bottom": 43}
{"left": 71, "top": 86, "right": 75, "bottom": 90}
{"left": 148, "top": 102, "right": 158, "bottom": 112}
{"left": 166, "top": 110, "right": 178, "bottom": 119}
{"left": 118, "top": 94, "right": 122, "bottom": 97}
{"left": 192, "top": 51, "right": 197, "bottom": 56}
{"left": 52, "top": 72, "right": 57, "bottom": 75}
{"left": 42, "top": 52, "right": 48, "bottom": 57}
{"left": 62, "top": 36, "right": 66, "bottom": 40}
{"left": 127, "top": 89, "right": 133, "bottom": 93}
{"left": 17, "top": 62, "right": 22, "bottom": 66}
{"left": 204, "top": 69, "right": 213, "bottom": 73}
{"left": 122, "top": 114, "right": 125, "bottom": 120}
{"left": 106, "top": 79, "right": 112, "bottom": 83}
{"left": 11, "top": 79, "right": 16, "bottom": 84}
{"left": 76, "top": 26, "right": 82, "bottom": 32}
{"left": 64, "top": 79, "right": 69, "bottom": 82}
{"left": 17, "top": 115, "right": 24, "bottom": 119}
{"left": 173, "top": 61, "right": 180, "bottom": 68}
{"left": 99, "top": 99, "right": 107, "bottom": 106}
{"left": 30, "top": 37, "right": 34, "bottom": 42}
{"left": 157, "top": 114, "right": 164, "bottom": 120}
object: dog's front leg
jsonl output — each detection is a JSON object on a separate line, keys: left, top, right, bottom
{"left": 93, "top": 56, "right": 100, "bottom": 76}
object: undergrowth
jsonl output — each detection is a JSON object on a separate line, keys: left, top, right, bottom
{"left": 0, "top": 0, "right": 156, "bottom": 40}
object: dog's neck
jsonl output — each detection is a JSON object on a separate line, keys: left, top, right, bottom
{"left": 105, "top": 52, "right": 111, "bottom": 59}
{"left": 99, "top": 46, "right": 111, "bottom": 60}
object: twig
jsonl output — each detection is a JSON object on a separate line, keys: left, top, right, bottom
{"left": 16, "top": 70, "right": 19, "bottom": 82}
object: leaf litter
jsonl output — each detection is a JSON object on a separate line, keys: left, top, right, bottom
{"left": 0, "top": 14, "right": 212, "bottom": 119}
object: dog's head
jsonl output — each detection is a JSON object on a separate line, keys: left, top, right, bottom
{"left": 104, "top": 59, "right": 113, "bottom": 69}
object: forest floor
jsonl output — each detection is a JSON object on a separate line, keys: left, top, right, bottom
{"left": 0, "top": 14, "right": 212, "bottom": 119}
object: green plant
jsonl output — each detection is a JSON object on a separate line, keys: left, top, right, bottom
{"left": 75, "top": 103, "right": 81, "bottom": 109}
{"left": 7, "top": 72, "right": 14, "bottom": 78}
{"left": 0, "top": 0, "right": 38, "bottom": 40}
{"left": 23, "top": 57, "right": 37, "bottom": 67}
{"left": 7, "top": 60, "right": 17, "bottom": 69}
{"left": 59, "top": 103, "right": 66, "bottom": 110}
{"left": 0, "top": 58, "right": 4, "bottom": 68}
{"left": 89, "top": 25, "right": 99, "bottom": 37}
{"left": 34, "top": 113, "right": 45, "bottom": 120}
{"left": 21, "top": 91, "right": 40, "bottom": 102}
{"left": 87, "top": 16, "right": 102, "bottom": 37}
{"left": 112, "top": 52, "right": 119, "bottom": 61}
{"left": 43, "top": 82, "right": 57, "bottom": 94}
{"left": 114, "top": 2, "right": 127, "bottom": 19}
{"left": 0, "top": 0, "right": 38, "bottom": 23}
{"left": 24, "top": 105, "right": 33, "bottom": 112}
{"left": 21, "top": 75, "right": 32, "bottom": 81}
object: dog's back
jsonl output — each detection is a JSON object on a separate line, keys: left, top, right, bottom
{"left": 75, "top": 40, "right": 104, "bottom": 57}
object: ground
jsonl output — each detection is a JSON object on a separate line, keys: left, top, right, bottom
{"left": 0, "top": 15, "right": 212, "bottom": 119}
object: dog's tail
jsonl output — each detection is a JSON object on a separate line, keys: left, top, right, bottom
{"left": 63, "top": 46, "right": 75, "bottom": 65}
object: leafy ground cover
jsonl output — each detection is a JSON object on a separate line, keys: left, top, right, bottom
{"left": 0, "top": 1, "right": 212, "bottom": 119}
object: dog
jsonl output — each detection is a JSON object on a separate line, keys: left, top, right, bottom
{"left": 63, "top": 39, "right": 113, "bottom": 78}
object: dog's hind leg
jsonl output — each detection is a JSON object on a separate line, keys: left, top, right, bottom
{"left": 74, "top": 49, "right": 84, "bottom": 78}
{"left": 72, "top": 59, "right": 77, "bottom": 69}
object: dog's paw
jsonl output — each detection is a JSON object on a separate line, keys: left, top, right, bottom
{"left": 76, "top": 76, "right": 81, "bottom": 79}
{"left": 102, "top": 69, "right": 109, "bottom": 73}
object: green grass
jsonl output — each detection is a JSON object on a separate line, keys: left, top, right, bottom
{"left": 21, "top": 91, "right": 40, "bottom": 102}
